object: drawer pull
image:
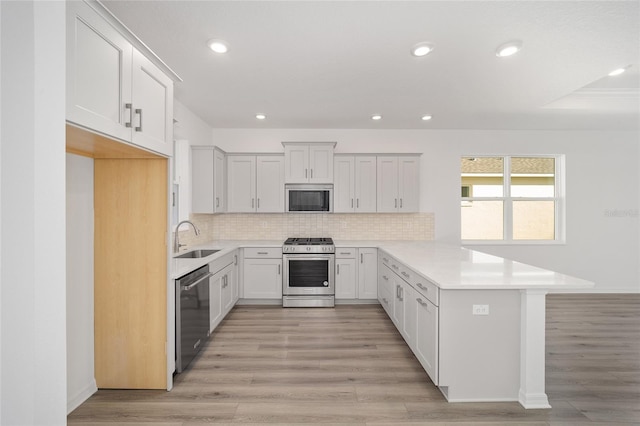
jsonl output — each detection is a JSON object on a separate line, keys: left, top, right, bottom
{"left": 339, "top": 252, "right": 352, "bottom": 255}
{"left": 416, "top": 297, "right": 428, "bottom": 307}
{"left": 382, "top": 275, "right": 389, "bottom": 281}
{"left": 392, "top": 264, "right": 399, "bottom": 270}
{"left": 416, "top": 282, "right": 428, "bottom": 292}
{"left": 401, "top": 271, "right": 409, "bottom": 278}
{"left": 382, "top": 257, "right": 389, "bottom": 262}
{"left": 257, "top": 251, "right": 268, "bottom": 255}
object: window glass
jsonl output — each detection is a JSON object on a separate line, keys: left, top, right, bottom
{"left": 461, "top": 201, "right": 504, "bottom": 240}
{"left": 513, "top": 201, "right": 555, "bottom": 240}
{"left": 510, "top": 157, "right": 555, "bottom": 198}
{"left": 461, "top": 157, "right": 504, "bottom": 197}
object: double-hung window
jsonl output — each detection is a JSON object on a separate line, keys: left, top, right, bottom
{"left": 461, "top": 156, "right": 564, "bottom": 243}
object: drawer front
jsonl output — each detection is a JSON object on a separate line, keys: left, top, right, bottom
{"left": 336, "top": 248, "right": 357, "bottom": 258}
{"left": 243, "top": 247, "right": 282, "bottom": 258}
{"left": 412, "top": 276, "right": 439, "bottom": 306}
{"left": 378, "top": 251, "right": 392, "bottom": 268}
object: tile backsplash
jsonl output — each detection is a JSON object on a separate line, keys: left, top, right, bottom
{"left": 177, "top": 213, "right": 434, "bottom": 245}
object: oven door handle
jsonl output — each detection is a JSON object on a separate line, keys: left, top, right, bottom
{"left": 283, "top": 254, "right": 335, "bottom": 260}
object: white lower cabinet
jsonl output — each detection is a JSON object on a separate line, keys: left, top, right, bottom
{"left": 335, "top": 258, "right": 357, "bottom": 299}
{"left": 336, "top": 247, "right": 378, "bottom": 300}
{"left": 209, "top": 251, "right": 239, "bottom": 333}
{"left": 378, "top": 250, "right": 439, "bottom": 385}
{"left": 414, "top": 293, "right": 439, "bottom": 384}
{"left": 209, "top": 268, "right": 224, "bottom": 333}
{"left": 358, "top": 248, "right": 378, "bottom": 299}
{"left": 242, "top": 248, "right": 283, "bottom": 299}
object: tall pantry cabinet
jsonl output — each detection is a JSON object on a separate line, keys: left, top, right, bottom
{"left": 66, "top": 0, "right": 180, "bottom": 391}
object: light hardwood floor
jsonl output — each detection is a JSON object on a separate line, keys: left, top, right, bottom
{"left": 68, "top": 294, "right": 640, "bottom": 425}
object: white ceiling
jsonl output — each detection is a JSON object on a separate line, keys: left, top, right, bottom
{"left": 101, "top": 0, "right": 640, "bottom": 130}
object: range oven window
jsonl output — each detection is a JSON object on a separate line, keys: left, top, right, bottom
{"left": 288, "top": 259, "right": 330, "bottom": 287}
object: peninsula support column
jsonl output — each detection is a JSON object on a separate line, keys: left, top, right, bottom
{"left": 519, "top": 289, "right": 551, "bottom": 409}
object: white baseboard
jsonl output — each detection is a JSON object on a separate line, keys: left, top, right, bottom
{"left": 67, "top": 379, "right": 97, "bottom": 414}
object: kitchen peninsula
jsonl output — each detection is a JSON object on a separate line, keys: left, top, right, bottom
{"left": 173, "top": 239, "right": 593, "bottom": 409}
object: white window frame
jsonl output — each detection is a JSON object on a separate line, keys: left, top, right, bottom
{"left": 461, "top": 155, "right": 565, "bottom": 245}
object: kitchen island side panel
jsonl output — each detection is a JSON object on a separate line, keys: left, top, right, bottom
{"left": 438, "top": 289, "right": 521, "bottom": 402}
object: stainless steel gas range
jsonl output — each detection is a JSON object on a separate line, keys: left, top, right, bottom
{"left": 282, "top": 237, "right": 335, "bottom": 307}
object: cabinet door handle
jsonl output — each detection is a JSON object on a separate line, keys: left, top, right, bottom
{"left": 400, "top": 198, "right": 403, "bottom": 208}
{"left": 399, "top": 287, "right": 404, "bottom": 301}
{"left": 351, "top": 199, "right": 354, "bottom": 208}
{"left": 134, "top": 108, "right": 142, "bottom": 132}
{"left": 234, "top": 255, "right": 237, "bottom": 265}
{"left": 310, "top": 169, "right": 313, "bottom": 179}
{"left": 395, "top": 199, "right": 398, "bottom": 208}
{"left": 360, "top": 253, "right": 363, "bottom": 263}
{"left": 257, "top": 198, "right": 260, "bottom": 209}
{"left": 125, "top": 103, "right": 133, "bottom": 128}
{"left": 356, "top": 198, "right": 359, "bottom": 208}
{"left": 305, "top": 169, "right": 308, "bottom": 179}
{"left": 337, "top": 264, "right": 340, "bottom": 274}
{"left": 216, "top": 197, "right": 219, "bottom": 208}
{"left": 252, "top": 198, "right": 255, "bottom": 208}
{"left": 278, "top": 264, "right": 281, "bottom": 275}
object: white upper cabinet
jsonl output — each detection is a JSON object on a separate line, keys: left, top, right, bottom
{"left": 334, "top": 156, "right": 377, "bottom": 213}
{"left": 66, "top": 1, "right": 176, "bottom": 157}
{"left": 191, "top": 146, "right": 225, "bottom": 214}
{"left": 376, "top": 156, "right": 420, "bottom": 213}
{"left": 256, "top": 156, "right": 285, "bottom": 212}
{"left": 227, "top": 155, "right": 284, "bottom": 213}
{"left": 227, "top": 156, "right": 257, "bottom": 212}
{"left": 283, "top": 142, "right": 335, "bottom": 183}
{"left": 130, "top": 50, "right": 174, "bottom": 156}
{"left": 333, "top": 156, "right": 355, "bottom": 212}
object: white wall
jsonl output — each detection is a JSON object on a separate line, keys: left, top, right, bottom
{"left": 211, "top": 128, "right": 639, "bottom": 292}
{"left": 0, "top": 1, "right": 67, "bottom": 424}
{"left": 174, "top": 99, "right": 215, "bottom": 146}
{"left": 66, "top": 154, "right": 97, "bottom": 413}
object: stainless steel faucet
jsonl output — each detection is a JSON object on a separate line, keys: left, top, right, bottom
{"left": 174, "top": 220, "right": 200, "bottom": 253}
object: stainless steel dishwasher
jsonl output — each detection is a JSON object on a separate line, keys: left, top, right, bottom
{"left": 176, "top": 264, "right": 212, "bottom": 372}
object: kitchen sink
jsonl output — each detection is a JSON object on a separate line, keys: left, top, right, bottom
{"left": 175, "top": 249, "right": 220, "bottom": 259}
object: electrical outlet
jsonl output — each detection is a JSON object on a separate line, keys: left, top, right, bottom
{"left": 472, "top": 304, "right": 489, "bottom": 315}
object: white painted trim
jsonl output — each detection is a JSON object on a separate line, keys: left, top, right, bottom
{"left": 67, "top": 379, "right": 97, "bottom": 415}
{"left": 518, "top": 289, "right": 551, "bottom": 410}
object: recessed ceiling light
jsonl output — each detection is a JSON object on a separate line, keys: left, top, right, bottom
{"left": 371, "top": 114, "right": 383, "bottom": 120}
{"left": 421, "top": 114, "right": 433, "bottom": 121}
{"left": 496, "top": 41, "right": 522, "bottom": 57}
{"left": 608, "top": 68, "right": 626, "bottom": 76}
{"left": 255, "top": 113, "right": 266, "bottom": 120}
{"left": 411, "top": 42, "right": 434, "bottom": 57}
{"left": 207, "top": 39, "right": 228, "bottom": 54}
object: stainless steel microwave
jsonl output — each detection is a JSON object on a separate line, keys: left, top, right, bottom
{"left": 285, "top": 184, "right": 333, "bottom": 213}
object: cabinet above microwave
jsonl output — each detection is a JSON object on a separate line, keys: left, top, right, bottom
{"left": 282, "top": 142, "right": 336, "bottom": 184}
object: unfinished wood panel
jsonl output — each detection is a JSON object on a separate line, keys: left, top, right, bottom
{"left": 94, "top": 158, "right": 167, "bottom": 389}
{"left": 66, "top": 124, "right": 162, "bottom": 159}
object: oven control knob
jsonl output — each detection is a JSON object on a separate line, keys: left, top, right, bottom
{"left": 306, "top": 247, "right": 311, "bottom": 252}
{"left": 323, "top": 281, "right": 329, "bottom": 287}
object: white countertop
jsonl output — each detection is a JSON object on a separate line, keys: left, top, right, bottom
{"left": 172, "top": 239, "right": 593, "bottom": 290}
{"left": 377, "top": 241, "right": 593, "bottom": 290}
{"left": 171, "top": 240, "right": 282, "bottom": 279}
